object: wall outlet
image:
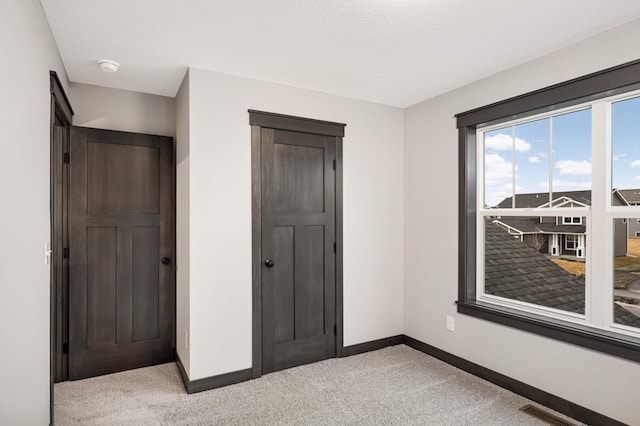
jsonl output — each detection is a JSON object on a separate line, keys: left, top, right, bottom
{"left": 446, "top": 315, "right": 455, "bottom": 332}
{"left": 184, "top": 329, "right": 188, "bottom": 349}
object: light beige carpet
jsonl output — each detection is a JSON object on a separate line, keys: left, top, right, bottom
{"left": 54, "top": 345, "right": 582, "bottom": 425}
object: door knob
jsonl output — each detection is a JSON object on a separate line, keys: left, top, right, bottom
{"left": 161, "top": 257, "right": 172, "bottom": 265}
{"left": 264, "top": 259, "right": 275, "bottom": 268}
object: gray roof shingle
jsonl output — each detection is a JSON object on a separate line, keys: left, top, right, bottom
{"left": 484, "top": 219, "right": 640, "bottom": 327}
{"left": 495, "top": 218, "right": 585, "bottom": 234}
{"left": 495, "top": 190, "right": 591, "bottom": 208}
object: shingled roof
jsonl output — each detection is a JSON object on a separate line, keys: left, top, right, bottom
{"left": 495, "top": 190, "right": 592, "bottom": 209}
{"left": 485, "top": 219, "right": 585, "bottom": 313}
{"left": 615, "top": 189, "right": 640, "bottom": 205}
{"left": 495, "top": 217, "right": 586, "bottom": 235}
{"left": 484, "top": 219, "right": 640, "bottom": 327}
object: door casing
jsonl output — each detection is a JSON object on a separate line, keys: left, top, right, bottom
{"left": 249, "top": 110, "right": 345, "bottom": 378}
{"left": 50, "top": 70, "right": 73, "bottom": 422}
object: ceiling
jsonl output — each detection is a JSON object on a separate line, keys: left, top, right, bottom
{"left": 41, "top": 0, "right": 640, "bottom": 108}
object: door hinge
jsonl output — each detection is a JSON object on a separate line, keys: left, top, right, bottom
{"left": 63, "top": 152, "right": 70, "bottom": 164}
{"left": 63, "top": 247, "right": 69, "bottom": 259}
{"left": 63, "top": 342, "right": 69, "bottom": 354}
{"left": 333, "top": 242, "right": 336, "bottom": 253}
{"left": 333, "top": 159, "right": 336, "bottom": 170}
{"left": 333, "top": 324, "right": 337, "bottom": 336}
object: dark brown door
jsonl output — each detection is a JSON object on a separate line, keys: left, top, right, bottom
{"left": 68, "top": 127, "right": 174, "bottom": 380}
{"left": 261, "top": 128, "right": 336, "bottom": 373}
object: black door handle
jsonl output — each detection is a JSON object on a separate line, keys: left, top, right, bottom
{"left": 264, "top": 259, "right": 275, "bottom": 268}
{"left": 161, "top": 257, "right": 172, "bottom": 265}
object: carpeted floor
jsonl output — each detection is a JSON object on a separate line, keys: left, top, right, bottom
{"left": 54, "top": 345, "right": 581, "bottom": 425}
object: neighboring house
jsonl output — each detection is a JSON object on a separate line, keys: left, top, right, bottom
{"left": 485, "top": 220, "right": 640, "bottom": 327}
{"left": 491, "top": 190, "right": 628, "bottom": 258}
{"left": 614, "top": 189, "right": 640, "bottom": 238}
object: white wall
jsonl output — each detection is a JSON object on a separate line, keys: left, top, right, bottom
{"left": 175, "top": 72, "right": 191, "bottom": 376}
{"left": 180, "top": 68, "right": 404, "bottom": 380}
{"left": 0, "top": 1, "right": 68, "bottom": 424}
{"left": 69, "top": 82, "right": 176, "bottom": 137}
{"left": 403, "top": 19, "right": 640, "bottom": 425}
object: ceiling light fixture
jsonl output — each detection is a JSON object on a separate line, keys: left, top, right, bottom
{"left": 98, "top": 59, "right": 120, "bottom": 73}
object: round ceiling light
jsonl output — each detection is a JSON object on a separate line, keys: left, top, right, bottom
{"left": 98, "top": 59, "right": 120, "bottom": 73}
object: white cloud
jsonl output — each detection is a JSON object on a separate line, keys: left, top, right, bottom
{"left": 631, "top": 159, "right": 640, "bottom": 168}
{"left": 502, "top": 183, "right": 524, "bottom": 192}
{"left": 528, "top": 156, "right": 541, "bottom": 163}
{"left": 613, "top": 153, "right": 627, "bottom": 161}
{"left": 485, "top": 133, "right": 531, "bottom": 153}
{"left": 485, "top": 191, "right": 511, "bottom": 207}
{"left": 555, "top": 160, "right": 591, "bottom": 176}
{"left": 634, "top": 175, "right": 640, "bottom": 181}
{"left": 537, "top": 180, "right": 592, "bottom": 190}
{"left": 484, "top": 153, "right": 513, "bottom": 186}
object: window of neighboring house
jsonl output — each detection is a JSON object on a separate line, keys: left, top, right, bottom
{"left": 562, "top": 216, "right": 582, "bottom": 225}
{"left": 457, "top": 60, "right": 640, "bottom": 363}
{"left": 623, "top": 218, "right": 627, "bottom": 223}
{"left": 636, "top": 218, "right": 640, "bottom": 223}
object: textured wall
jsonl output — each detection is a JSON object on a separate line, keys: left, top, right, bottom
{"left": 181, "top": 68, "right": 405, "bottom": 380}
{"left": 403, "top": 18, "right": 640, "bottom": 425}
{"left": 69, "top": 82, "right": 176, "bottom": 137}
{"left": 0, "top": 0, "right": 68, "bottom": 423}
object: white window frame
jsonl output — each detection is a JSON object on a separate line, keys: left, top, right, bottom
{"left": 565, "top": 234, "right": 577, "bottom": 250}
{"left": 476, "top": 91, "right": 640, "bottom": 340}
{"left": 562, "top": 216, "right": 582, "bottom": 225}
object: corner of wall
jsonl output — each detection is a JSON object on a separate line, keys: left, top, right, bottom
{"left": 175, "top": 70, "right": 191, "bottom": 377}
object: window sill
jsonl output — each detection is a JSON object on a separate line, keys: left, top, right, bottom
{"left": 457, "top": 300, "right": 640, "bottom": 363}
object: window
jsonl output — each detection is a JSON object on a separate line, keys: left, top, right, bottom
{"left": 563, "top": 216, "right": 582, "bottom": 225}
{"left": 457, "top": 60, "right": 640, "bottom": 363}
{"left": 565, "top": 235, "right": 577, "bottom": 250}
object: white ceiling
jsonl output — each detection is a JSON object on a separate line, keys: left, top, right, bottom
{"left": 41, "top": 0, "right": 640, "bottom": 108}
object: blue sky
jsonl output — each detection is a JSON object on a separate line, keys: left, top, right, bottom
{"left": 612, "top": 96, "right": 640, "bottom": 191}
{"left": 483, "top": 96, "right": 640, "bottom": 207}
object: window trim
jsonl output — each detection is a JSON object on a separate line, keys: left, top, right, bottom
{"left": 456, "top": 59, "right": 640, "bottom": 363}
{"left": 565, "top": 234, "right": 577, "bottom": 250}
{"left": 562, "top": 216, "right": 583, "bottom": 225}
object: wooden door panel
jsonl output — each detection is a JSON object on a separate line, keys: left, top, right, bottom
{"left": 87, "top": 142, "right": 160, "bottom": 214}
{"left": 262, "top": 127, "right": 336, "bottom": 374}
{"left": 273, "top": 335, "right": 329, "bottom": 371}
{"left": 296, "top": 225, "right": 325, "bottom": 340}
{"left": 69, "top": 127, "right": 174, "bottom": 380}
{"left": 273, "top": 226, "right": 295, "bottom": 344}
{"left": 132, "top": 226, "right": 160, "bottom": 342}
{"left": 273, "top": 143, "right": 325, "bottom": 213}
{"left": 86, "top": 227, "right": 118, "bottom": 349}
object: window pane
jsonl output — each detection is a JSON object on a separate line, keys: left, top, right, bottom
{"left": 484, "top": 217, "right": 585, "bottom": 314}
{"left": 515, "top": 118, "right": 550, "bottom": 205}
{"left": 551, "top": 109, "right": 592, "bottom": 197}
{"left": 613, "top": 218, "right": 640, "bottom": 329}
{"left": 484, "top": 127, "right": 514, "bottom": 208}
{"left": 612, "top": 96, "right": 640, "bottom": 206}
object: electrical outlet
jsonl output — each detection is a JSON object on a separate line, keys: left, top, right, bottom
{"left": 184, "top": 329, "right": 188, "bottom": 349}
{"left": 446, "top": 315, "right": 455, "bottom": 332}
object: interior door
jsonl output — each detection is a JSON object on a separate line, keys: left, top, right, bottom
{"left": 261, "top": 128, "right": 336, "bottom": 373}
{"left": 68, "top": 127, "right": 174, "bottom": 380}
